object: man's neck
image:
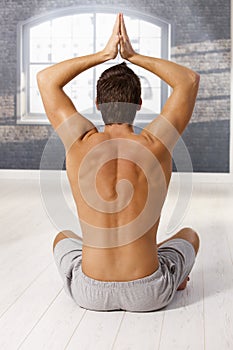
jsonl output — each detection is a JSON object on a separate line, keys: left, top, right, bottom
{"left": 104, "top": 123, "right": 134, "bottom": 137}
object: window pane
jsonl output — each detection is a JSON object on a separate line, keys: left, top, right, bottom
{"left": 30, "top": 86, "right": 45, "bottom": 113}
{"left": 30, "top": 38, "right": 52, "bottom": 62}
{"left": 138, "top": 67, "right": 161, "bottom": 88}
{"left": 73, "top": 14, "right": 94, "bottom": 38}
{"left": 96, "top": 13, "right": 117, "bottom": 38}
{"left": 25, "top": 11, "right": 167, "bottom": 119}
{"left": 51, "top": 16, "right": 73, "bottom": 38}
{"left": 96, "top": 13, "right": 116, "bottom": 52}
{"left": 72, "top": 37, "right": 94, "bottom": 57}
{"left": 51, "top": 37, "right": 73, "bottom": 62}
{"left": 123, "top": 16, "right": 140, "bottom": 39}
{"left": 73, "top": 14, "right": 94, "bottom": 55}
{"left": 139, "top": 37, "right": 161, "bottom": 57}
{"left": 140, "top": 21, "right": 161, "bottom": 37}
{"left": 137, "top": 87, "right": 161, "bottom": 115}
{"left": 67, "top": 69, "right": 94, "bottom": 112}
{"left": 30, "top": 22, "right": 52, "bottom": 62}
{"left": 30, "top": 21, "right": 51, "bottom": 38}
{"left": 71, "top": 87, "right": 94, "bottom": 113}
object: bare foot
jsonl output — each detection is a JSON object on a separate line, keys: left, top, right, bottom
{"left": 177, "top": 276, "right": 190, "bottom": 290}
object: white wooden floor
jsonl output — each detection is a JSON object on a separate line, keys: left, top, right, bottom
{"left": 0, "top": 174, "right": 233, "bottom": 350}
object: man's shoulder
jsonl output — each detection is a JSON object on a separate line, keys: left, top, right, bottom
{"left": 67, "top": 128, "right": 163, "bottom": 158}
{"left": 82, "top": 130, "right": 158, "bottom": 154}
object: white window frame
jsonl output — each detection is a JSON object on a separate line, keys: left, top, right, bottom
{"left": 17, "top": 5, "right": 171, "bottom": 126}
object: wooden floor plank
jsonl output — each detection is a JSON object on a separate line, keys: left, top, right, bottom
{"left": 202, "top": 217, "right": 233, "bottom": 349}
{"left": 159, "top": 251, "right": 204, "bottom": 350}
{"left": 19, "top": 290, "right": 86, "bottom": 350}
{"left": 0, "top": 245, "right": 53, "bottom": 317}
{"left": 65, "top": 310, "right": 125, "bottom": 350}
{"left": 186, "top": 183, "right": 233, "bottom": 350}
{"left": 0, "top": 218, "right": 56, "bottom": 316}
{"left": 0, "top": 264, "right": 62, "bottom": 349}
{"left": 112, "top": 311, "right": 164, "bottom": 350}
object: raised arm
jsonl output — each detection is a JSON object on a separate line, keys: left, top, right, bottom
{"left": 119, "top": 14, "right": 200, "bottom": 148}
{"left": 37, "top": 14, "right": 121, "bottom": 149}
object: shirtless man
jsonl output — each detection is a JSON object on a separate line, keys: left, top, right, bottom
{"left": 37, "top": 13, "right": 200, "bottom": 312}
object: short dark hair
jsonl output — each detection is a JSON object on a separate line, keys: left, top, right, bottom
{"left": 96, "top": 62, "right": 141, "bottom": 125}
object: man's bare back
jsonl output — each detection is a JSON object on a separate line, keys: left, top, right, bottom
{"left": 65, "top": 123, "right": 172, "bottom": 281}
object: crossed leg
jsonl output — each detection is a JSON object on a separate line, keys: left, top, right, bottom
{"left": 53, "top": 230, "right": 82, "bottom": 251}
{"left": 157, "top": 227, "right": 200, "bottom": 290}
{"left": 53, "top": 227, "right": 199, "bottom": 290}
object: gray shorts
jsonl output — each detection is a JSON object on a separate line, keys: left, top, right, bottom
{"left": 53, "top": 238, "right": 196, "bottom": 312}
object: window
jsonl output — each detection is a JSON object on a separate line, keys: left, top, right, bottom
{"left": 17, "top": 8, "right": 170, "bottom": 125}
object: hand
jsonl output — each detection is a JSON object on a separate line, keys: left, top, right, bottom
{"left": 102, "top": 14, "right": 120, "bottom": 60}
{"left": 119, "top": 13, "right": 136, "bottom": 60}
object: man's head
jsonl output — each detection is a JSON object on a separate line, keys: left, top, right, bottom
{"left": 96, "top": 62, "right": 141, "bottom": 125}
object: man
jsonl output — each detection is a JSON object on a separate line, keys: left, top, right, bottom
{"left": 37, "top": 13, "right": 200, "bottom": 312}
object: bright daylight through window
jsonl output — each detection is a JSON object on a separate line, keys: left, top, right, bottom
{"left": 18, "top": 10, "right": 170, "bottom": 124}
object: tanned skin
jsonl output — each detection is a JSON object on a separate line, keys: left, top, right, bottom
{"left": 38, "top": 13, "right": 200, "bottom": 288}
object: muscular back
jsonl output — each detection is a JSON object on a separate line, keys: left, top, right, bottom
{"left": 66, "top": 126, "right": 172, "bottom": 281}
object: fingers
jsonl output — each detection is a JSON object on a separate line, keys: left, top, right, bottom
{"left": 120, "top": 13, "right": 128, "bottom": 38}
{"left": 113, "top": 13, "right": 120, "bottom": 35}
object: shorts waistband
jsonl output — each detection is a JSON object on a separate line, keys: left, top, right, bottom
{"left": 77, "top": 263, "right": 163, "bottom": 288}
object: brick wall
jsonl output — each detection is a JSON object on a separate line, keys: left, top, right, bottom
{"left": 0, "top": 0, "right": 231, "bottom": 171}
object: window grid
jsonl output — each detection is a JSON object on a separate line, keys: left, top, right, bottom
{"left": 18, "top": 9, "right": 170, "bottom": 125}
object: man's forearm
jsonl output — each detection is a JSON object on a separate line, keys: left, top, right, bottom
{"left": 37, "top": 50, "right": 111, "bottom": 88}
{"left": 128, "top": 54, "right": 200, "bottom": 89}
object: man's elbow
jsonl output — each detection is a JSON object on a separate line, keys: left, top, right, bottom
{"left": 37, "top": 69, "right": 61, "bottom": 91}
{"left": 37, "top": 68, "right": 54, "bottom": 88}
{"left": 36, "top": 68, "right": 49, "bottom": 85}
{"left": 189, "top": 71, "right": 200, "bottom": 88}
{"left": 179, "top": 71, "right": 200, "bottom": 95}
{"left": 36, "top": 70, "right": 46, "bottom": 89}
{"left": 176, "top": 70, "right": 200, "bottom": 92}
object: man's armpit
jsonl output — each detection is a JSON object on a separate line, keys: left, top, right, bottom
{"left": 56, "top": 112, "right": 97, "bottom": 151}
